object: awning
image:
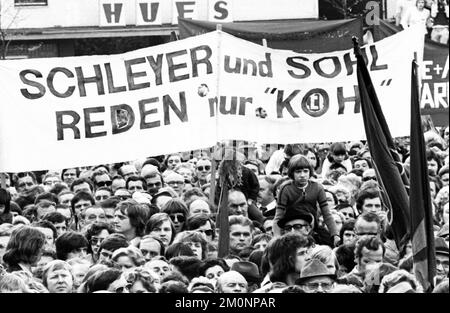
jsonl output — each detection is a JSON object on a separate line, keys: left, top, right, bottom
{"left": 178, "top": 17, "right": 363, "bottom": 53}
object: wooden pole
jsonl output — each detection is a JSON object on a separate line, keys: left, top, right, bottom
{"left": 217, "top": 182, "right": 230, "bottom": 258}
{"left": 209, "top": 145, "right": 217, "bottom": 205}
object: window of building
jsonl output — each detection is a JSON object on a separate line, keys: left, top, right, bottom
{"left": 14, "top": 0, "right": 48, "bottom": 6}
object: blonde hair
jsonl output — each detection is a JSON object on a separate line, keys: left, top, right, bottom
{"left": 0, "top": 273, "right": 31, "bottom": 293}
{"left": 111, "top": 246, "right": 145, "bottom": 267}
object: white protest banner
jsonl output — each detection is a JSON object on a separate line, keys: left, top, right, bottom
{"left": 0, "top": 27, "right": 423, "bottom": 172}
{"left": 214, "top": 26, "right": 423, "bottom": 145}
{"left": 0, "top": 32, "right": 220, "bottom": 172}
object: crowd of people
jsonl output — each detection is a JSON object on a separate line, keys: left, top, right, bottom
{"left": 0, "top": 125, "right": 448, "bottom": 293}
{"left": 396, "top": 0, "right": 449, "bottom": 44}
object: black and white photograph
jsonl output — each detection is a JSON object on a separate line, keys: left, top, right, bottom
{"left": 0, "top": 0, "right": 448, "bottom": 308}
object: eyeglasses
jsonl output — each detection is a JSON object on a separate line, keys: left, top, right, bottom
{"left": 355, "top": 231, "right": 378, "bottom": 236}
{"left": 113, "top": 284, "right": 132, "bottom": 293}
{"left": 169, "top": 214, "right": 186, "bottom": 223}
{"left": 362, "top": 176, "right": 377, "bottom": 182}
{"left": 303, "top": 282, "right": 334, "bottom": 291}
{"left": 197, "top": 229, "right": 214, "bottom": 237}
{"left": 96, "top": 181, "right": 112, "bottom": 187}
{"left": 284, "top": 223, "right": 310, "bottom": 232}
{"left": 197, "top": 166, "right": 211, "bottom": 171}
{"left": 167, "top": 181, "right": 184, "bottom": 186}
{"left": 147, "top": 182, "right": 162, "bottom": 188}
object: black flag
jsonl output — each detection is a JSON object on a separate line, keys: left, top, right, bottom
{"left": 354, "top": 39, "right": 410, "bottom": 249}
{"left": 409, "top": 61, "right": 436, "bottom": 292}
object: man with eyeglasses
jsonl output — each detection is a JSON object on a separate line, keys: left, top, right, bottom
{"left": 142, "top": 170, "right": 164, "bottom": 197}
{"left": 361, "top": 168, "right": 377, "bottom": 183}
{"left": 278, "top": 209, "right": 314, "bottom": 237}
{"left": 186, "top": 214, "right": 215, "bottom": 243}
{"left": 85, "top": 222, "right": 114, "bottom": 263}
{"left": 296, "top": 258, "right": 337, "bottom": 293}
{"left": 194, "top": 158, "right": 212, "bottom": 187}
{"left": 164, "top": 172, "right": 185, "bottom": 197}
{"left": 92, "top": 172, "right": 112, "bottom": 191}
{"left": 276, "top": 206, "right": 334, "bottom": 246}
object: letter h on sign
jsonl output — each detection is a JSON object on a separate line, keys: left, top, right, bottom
{"left": 100, "top": 0, "right": 126, "bottom": 27}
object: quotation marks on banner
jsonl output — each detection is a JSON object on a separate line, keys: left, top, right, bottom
{"left": 265, "top": 87, "right": 277, "bottom": 94}
{"left": 380, "top": 79, "right": 392, "bottom": 86}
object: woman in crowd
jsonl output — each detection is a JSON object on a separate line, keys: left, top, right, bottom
{"left": 161, "top": 199, "right": 189, "bottom": 234}
{"left": 2, "top": 226, "right": 46, "bottom": 274}
{"left": 145, "top": 213, "right": 175, "bottom": 248}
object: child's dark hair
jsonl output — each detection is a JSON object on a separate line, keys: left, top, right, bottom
{"left": 287, "top": 155, "right": 314, "bottom": 180}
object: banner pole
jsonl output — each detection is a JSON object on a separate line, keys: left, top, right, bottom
{"left": 209, "top": 145, "right": 217, "bottom": 205}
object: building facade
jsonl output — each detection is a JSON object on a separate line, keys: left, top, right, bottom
{"left": 0, "top": 0, "right": 319, "bottom": 59}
